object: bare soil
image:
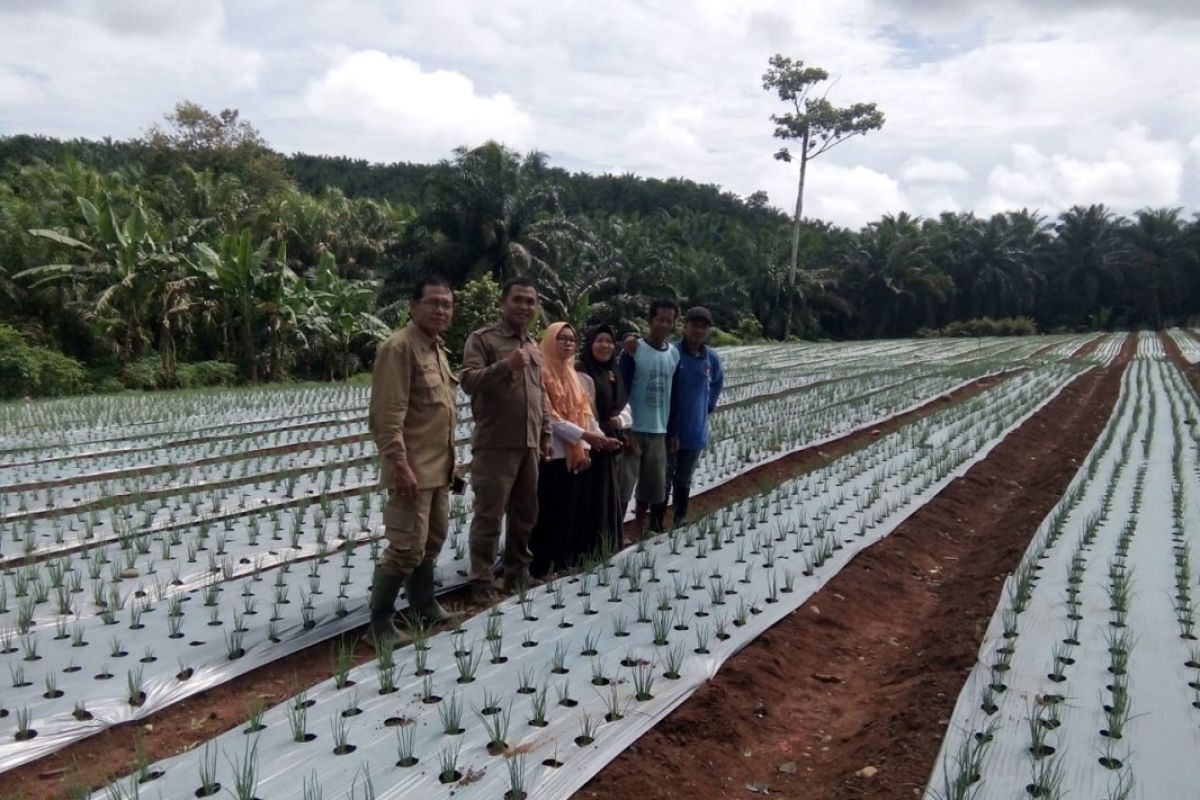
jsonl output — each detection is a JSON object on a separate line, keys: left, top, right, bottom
{"left": 576, "top": 334, "right": 1134, "bottom": 800}
{"left": 0, "top": 360, "right": 1082, "bottom": 800}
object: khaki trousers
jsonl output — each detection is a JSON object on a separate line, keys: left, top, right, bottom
{"left": 381, "top": 486, "right": 449, "bottom": 577}
{"left": 468, "top": 447, "right": 539, "bottom": 584}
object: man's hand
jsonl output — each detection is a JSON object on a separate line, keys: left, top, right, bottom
{"left": 541, "top": 441, "right": 555, "bottom": 461}
{"left": 608, "top": 416, "right": 623, "bottom": 431}
{"left": 393, "top": 460, "right": 419, "bottom": 499}
{"left": 507, "top": 345, "right": 532, "bottom": 372}
{"left": 667, "top": 436, "right": 680, "bottom": 454}
{"left": 582, "top": 431, "right": 621, "bottom": 451}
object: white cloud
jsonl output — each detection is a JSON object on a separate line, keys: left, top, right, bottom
{"left": 981, "top": 124, "right": 1184, "bottom": 214}
{"left": 900, "top": 156, "right": 970, "bottom": 183}
{"left": 298, "top": 50, "right": 534, "bottom": 162}
{"left": 0, "top": 7, "right": 260, "bottom": 139}
{"left": 1, "top": 0, "right": 1197, "bottom": 224}
{"left": 0, "top": 66, "right": 41, "bottom": 108}
{"left": 803, "top": 162, "right": 909, "bottom": 229}
{"left": 624, "top": 109, "right": 707, "bottom": 169}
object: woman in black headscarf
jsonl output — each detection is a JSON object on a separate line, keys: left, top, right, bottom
{"left": 576, "top": 324, "right": 632, "bottom": 555}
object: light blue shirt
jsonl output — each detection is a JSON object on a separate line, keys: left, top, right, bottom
{"left": 620, "top": 339, "right": 680, "bottom": 434}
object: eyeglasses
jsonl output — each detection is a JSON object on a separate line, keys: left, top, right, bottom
{"left": 556, "top": 335, "right": 577, "bottom": 344}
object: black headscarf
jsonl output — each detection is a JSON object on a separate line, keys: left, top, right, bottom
{"left": 577, "top": 324, "right": 627, "bottom": 436}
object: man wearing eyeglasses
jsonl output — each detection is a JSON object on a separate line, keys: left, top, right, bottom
{"left": 367, "top": 277, "right": 458, "bottom": 643}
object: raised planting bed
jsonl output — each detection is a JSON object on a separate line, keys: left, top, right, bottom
{"left": 925, "top": 336, "right": 1200, "bottom": 800}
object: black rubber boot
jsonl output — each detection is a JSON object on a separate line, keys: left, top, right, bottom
{"left": 368, "top": 567, "right": 405, "bottom": 645}
{"left": 673, "top": 488, "right": 691, "bottom": 528}
{"left": 405, "top": 561, "right": 451, "bottom": 626}
{"left": 649, "top": 503, "right": 667, "bottom": 533}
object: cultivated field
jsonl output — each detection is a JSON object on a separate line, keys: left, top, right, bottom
{"left": 2, "top": 331, "right": 1197, "bottom": 800}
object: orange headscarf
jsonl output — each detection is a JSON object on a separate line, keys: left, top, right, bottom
{"left": 541, "top": 321, "right": 594, "bottom": 471}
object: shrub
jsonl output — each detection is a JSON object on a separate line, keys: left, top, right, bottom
{"left": 121, "top": 356, "right": 165, "bottom": 391}
{"left": 175, "top": 361, "right": 239, "bottom": 388}
{"left": 0, "top": 325, "right": 87, "bottom": 399}
{"left": 941, "top": 317, "right": 1037, "bottom": 337}
{"left": 732, "top": 316, "right": 764, "bottom": 342}
{"left": 32, "top": 349, "right": 88, "bottom": 395}
{"left": 707, "top": 328, "right": 742, "bottom": 347}
{"left": 444, "top": 274, "right": 502, "bottom": 367}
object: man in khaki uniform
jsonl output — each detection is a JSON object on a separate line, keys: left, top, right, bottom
{"left": 460, "top": 276, "right": 554, "bottom": 604}
{"left": 367, "top": 277, "right": 458, "bottom": 642}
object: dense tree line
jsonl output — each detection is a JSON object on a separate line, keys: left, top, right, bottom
{"left": 1, "top": 103, "right": 1198, "bottom": 398}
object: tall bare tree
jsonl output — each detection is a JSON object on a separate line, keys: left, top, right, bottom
{"left": 763, "top": 55, "right": 884, "bottom": 337}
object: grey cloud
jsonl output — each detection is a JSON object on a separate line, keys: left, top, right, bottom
{"left": 90, "top": 0, "right": 225, "bottom": 37}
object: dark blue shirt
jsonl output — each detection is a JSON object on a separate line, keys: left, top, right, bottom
{"left": 666, "top": 341, "right": 724, "bottom": 450}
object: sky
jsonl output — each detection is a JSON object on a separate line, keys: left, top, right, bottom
{"left": 1, "top": 0, "right": 1198, "bottom": 228}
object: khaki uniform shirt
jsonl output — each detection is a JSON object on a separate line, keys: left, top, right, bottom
{"left": 369, "top": 322, "right": 457, "bottom": 489}
{"left": 460, "top": 320, "right": 552, "bottom": 450}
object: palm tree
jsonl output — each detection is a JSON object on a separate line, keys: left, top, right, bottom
{"left": 839, "top": 213, "right": 949, "bottom": 337}
{"left": 420, "top": 142, "right": 563, "bottom": 283}
{"left": 529, "top": 219, "right": 626, "bottom": 331}
{"left": 965, "top": 213, "right": 1044, "bottom": 320}
{"left": 1048, "top": 205, "right": 1124, "bottom": 329}
{"left": 1120, "top": 207, "right": 1189, "bottom": 329}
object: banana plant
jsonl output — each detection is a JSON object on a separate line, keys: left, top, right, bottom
{"left": 20, "top": 193, "right": 181, "bottom": 369}
{"left": 191, "top": 229, "right": 275, "bottom": 382}
{"left": 303, "top": 252, "right": 389, "bottom": 380}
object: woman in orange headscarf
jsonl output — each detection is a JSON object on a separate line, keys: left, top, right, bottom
{"left": 530, "top": 321, "right": 622, "bottom": 578}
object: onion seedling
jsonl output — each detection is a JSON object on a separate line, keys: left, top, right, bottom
{"left": 302, "top": 771, "right": 323, "bottom": 800}
{"left": 550, "top": 641, "right": 569, "bottom": 674}
{"left": 244, "top": 695, "right": 266, "bottom": 733}
{"left": 599, "top": 683, "right": 624, "bottom": 722}
{"left": 651, "top": 609, "right": 671, "bottom": 645}
{"left": 126, "top": 665, "right": 145, "bottom": 706}
{"left": 1026, "top": 705, "right": 1055, "bottom": 758}
{"left": 288, "top": 693, "right": 312, "bottom": 742}
{"left": 438, "top": 690, "right": 464, "bottom": 735}
{"left": 575, "top": 713, "right": 597, "bottom": 746}
{"left": 331, "top": 639, "right": 355, "bottom": 688}
{"left": 632, "top": 660, "right": 655, "bottom": 701}
{"left": 437, "top": 741, "right": 463, "bottom": 784}
{"left": 395, "top": 721, "right": 419, "bottom": 767}
{"left": 476, "top": 700, "right": 512, "bottom": 754}
{"left": 454, "top": 640, "right": 482, "bottom": 683}
{"left": 13, "top": 706, "right": 34, "bottom": 741}
{"left": 224, "top": 736, "right": 261, "bottom": 800}
{"left": 420, "top": 673, "right": 439, "bottom": 704}
{"left": 505, "top": 753, "right": 528, "bottom": 800}
{"left": 590, "top": 657, "right": 609, "bottom": 686}
{"left": 196, "top": 741, "right": 219, "bottom": 796}
{"left": 663, "top": 642, "right": 685, "bottom": 679}
{"left": 529, "top": 683, "right": 550, "bottom": 727}
{"left": 555, "top": 679, "right": 577, "bottom": 708}
{"left": 330, "top": 713, "right": 354, "bottom": 754}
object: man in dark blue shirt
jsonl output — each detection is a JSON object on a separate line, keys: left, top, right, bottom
{"left": 660, "top": 306, "right": 724, "bottom": 529}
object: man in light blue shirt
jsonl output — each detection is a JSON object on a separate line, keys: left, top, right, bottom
{"left": 618, "top": 298, "right": 680, "bottom": 538}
